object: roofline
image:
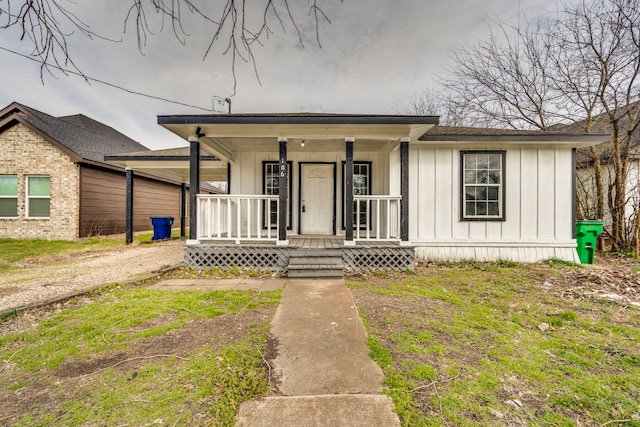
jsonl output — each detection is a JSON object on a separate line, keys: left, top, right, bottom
{"left": 104, "top": 155, "right": 219, "bottom": 162}
{"left": 0, "top": 112, "right": 84, "bottom": 163}
{"left": 158, "top": 114, "right": 439, "bottom": 126}
{"left": 419, "top": 133, "right": 610, "bottom": 142}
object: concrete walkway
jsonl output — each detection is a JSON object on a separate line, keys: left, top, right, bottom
{"left": 236, "top": 279, "right": 400, "bottom": 426}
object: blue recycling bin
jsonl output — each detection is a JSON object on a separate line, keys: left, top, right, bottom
{"left": 150, "top": 216, "right": 174, "bottom": 240}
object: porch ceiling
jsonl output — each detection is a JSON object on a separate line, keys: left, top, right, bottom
{"left": 157, "top": 113, "right": 439, "bottom": 162}
{"left": 109, "top": 159, "right": 227, "bottom": 182}
{"left": 105, "top": 147, "right": 227, "bottom": 182}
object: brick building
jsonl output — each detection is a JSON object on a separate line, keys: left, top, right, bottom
{"left": 0, "top": 102, "right": 191, "bottom": 240}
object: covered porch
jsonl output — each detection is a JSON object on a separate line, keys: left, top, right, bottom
{"left": 157, "top": 113, "right": 438, "bottom": 249}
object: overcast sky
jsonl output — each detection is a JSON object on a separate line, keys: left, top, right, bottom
{"left": 0, "top": 0, "right": 568, "bottom": 150}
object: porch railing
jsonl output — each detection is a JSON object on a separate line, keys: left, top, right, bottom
{"left": 353, "top": 195, "right": 402, "bottom": 241}
{"left": 197, "top": 194, "right": 279, "bottom": 242}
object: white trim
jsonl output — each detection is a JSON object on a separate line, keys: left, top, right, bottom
{"left": 186, "top": 239, "right": 200, "bottom": 245}
{"left": 343, "top": 240, "right": 356, "bottom": 246}
{"left": 0, "top": 175, "right": 18, "bottom": 218}
{"left": 25, "top": 175, "right": 50, "bottom": 219}
{"left": 276, "top": 239, "right": 289, "bottom": 246}
{"left": 345, "top": 137, "right": 355, "bottom": 143}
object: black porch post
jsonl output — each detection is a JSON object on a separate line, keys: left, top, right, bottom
{"left": 180, "top": 182, "right": 187, "bottom": 238}
{"left": 345, "top": 138, "right": 355, "bottom": 245}
{"left": 400, "top": 138, "right": 409, "bottom": 243}
{"left": 277, "top": 138, "right": 288, "bottom": 244}
{"left": 189, "top": 137, "right": 200, "bottom": 241}
{"left": 125, "top": 168, "right": 134, "bottom": 245}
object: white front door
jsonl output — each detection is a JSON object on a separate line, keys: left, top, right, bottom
{"left": 300, "top": 164, "right": 334, "bottom": 235}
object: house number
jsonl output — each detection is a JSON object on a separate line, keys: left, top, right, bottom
{"left": 280, "top": 163, "right": 286, "bottom": 177}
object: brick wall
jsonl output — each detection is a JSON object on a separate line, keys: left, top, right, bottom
{"left": 0, "top": 123, "right": 80, "bottom": 240}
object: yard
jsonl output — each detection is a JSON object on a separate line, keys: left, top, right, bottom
{"left": 1, "top": 238, "right": 639, "bottom": 426}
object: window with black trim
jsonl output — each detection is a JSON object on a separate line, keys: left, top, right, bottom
{"left": 0, "top": 175, "right": 18, "bottom": 217}
{"left": 460, "top": 151, "right": 505, "bottom": 221}
{"left": 263, "top": 161, "right": 292, "bottom": 229}
{"left": 341, "top": 162, "right": 371, "bottom": 229}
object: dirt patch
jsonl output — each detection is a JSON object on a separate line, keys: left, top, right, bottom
{"left": 546, "top": 253, "right": 640, "bottom": 308}
{"left": 0, "top": 297, "right": 278, "bottom": 424}
{"left": 0, "top": 286, "right": 21, "bottom": 298}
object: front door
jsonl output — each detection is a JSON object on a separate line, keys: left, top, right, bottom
{"left": 300, "top": 164, "right": 334, "bottom": 234}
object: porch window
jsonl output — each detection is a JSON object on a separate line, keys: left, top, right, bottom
{"left": 342, "top": 162, "right": 371, "bottom": 229}
{"left": 26, "top": 175, "right": 51, "bottom": 218}
{"left": 0, "top": 175, "right": 18, "bottom": 217}
{"left": 262, "top": 161, "right": 292, "bottom": 229}
{"left": 460, "top": 151, "right": 505, "bottom": 221}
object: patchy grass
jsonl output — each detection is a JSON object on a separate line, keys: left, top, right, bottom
{"left": 136, "top": 228, "right": 185, "bottom": 244}
{"left": 0, "top": 283, "right": 281, "bottom": 426}
{"left": 0, "top": 237, "right": 123, "bottom": 265}
{"left": 172, "top": 265, "right": 276, "bottom": 279}
{"left": 349, "top": 263, "right": 640, "bottom": 426}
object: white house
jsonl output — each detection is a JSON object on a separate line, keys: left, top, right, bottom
{"left": 110, "top": 114, "right": 607, "bottom": 273}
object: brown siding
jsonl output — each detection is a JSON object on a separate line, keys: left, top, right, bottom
{"left": 79, "top": 166, "right": 186, "bottom": 237}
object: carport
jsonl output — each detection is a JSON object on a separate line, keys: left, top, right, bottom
{"left": 105, "top": 147, "right": 227, "bottom": 244}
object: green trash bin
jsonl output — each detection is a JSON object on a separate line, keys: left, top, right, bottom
{"left": 575, "top": 220, "right": 604, "bottom": 264}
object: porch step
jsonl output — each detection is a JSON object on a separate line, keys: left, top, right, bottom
{"left": 287, "top": 249, "right": 344, "bottom": 278}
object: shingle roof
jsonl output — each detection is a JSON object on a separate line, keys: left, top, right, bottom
{"left": 1, "top": 103, "right": 149, "bottom": 165}
{"left": 419, "top": 125, "right": 582, "bottom": 138}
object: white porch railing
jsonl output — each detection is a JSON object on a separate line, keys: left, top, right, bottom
{"left": 353, "top": 195, "right": 402, "bottom": 241}
{"left": 196, "top": 194, "right": 401, "bottom": 243}
{"left": 197, "top": 194, "right": 280, "bottom": 242}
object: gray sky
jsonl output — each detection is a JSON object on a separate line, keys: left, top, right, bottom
{"left": 0, "top": 0, "right": 567, "bottom": 149}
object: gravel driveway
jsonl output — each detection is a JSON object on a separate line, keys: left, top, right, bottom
{"left": 0, "top": 240, "right": 184, "bottom": 313}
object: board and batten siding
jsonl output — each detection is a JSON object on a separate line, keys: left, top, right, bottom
{"left": 231, "top": 149, "right": 386, "bottom": 235}
{"left": 410, "top": 146, "right": 579, "bottom": 263}
{"left": 80, "top": 166, "right": 186, "bottom": 237}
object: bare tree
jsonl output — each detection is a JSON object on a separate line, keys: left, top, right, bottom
{"left": 394, "top": 88, "right": 493, "bottom": 127}
{"left": 416, "top": 0, "right": 640, "bottom": 252}
{"left": 0, "top": 0, "right": 338, "bottom": 92}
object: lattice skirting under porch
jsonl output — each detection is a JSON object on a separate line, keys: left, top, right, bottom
{"left": 342, "top": 246, "right": 415, "bottom": 272}
{"left": 184, "top": 245, "right": 290, "bottom": 271}
{"left": 184, "top": 244, "right": 416, "bottom": 272}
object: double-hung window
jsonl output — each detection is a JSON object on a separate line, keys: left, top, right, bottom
{"left": 0, "top": 175, "right": 18, "bottom": 217}
{"left": 461, "top": 151, "right": 505, "bottom": 221}
{"left": 26, "top": 176, "right": 51, "bottom": 218}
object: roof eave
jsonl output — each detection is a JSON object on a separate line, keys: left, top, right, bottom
{"left": 0, "top": 113, "right": 84, "bottom": 163}
{"left": 158, "top": 114, "right": 439, "bottom": 126}
{"left": 417, "top": 133, "right": 610, "bottom": 148}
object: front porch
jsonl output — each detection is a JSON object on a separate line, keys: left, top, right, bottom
{"left": 184, "top": 236, "right": 415, "bottom": 273}
{"left": 108, "top": 113, "right": 438, "bottom": 273}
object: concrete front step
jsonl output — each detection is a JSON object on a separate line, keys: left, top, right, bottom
{"left": 287, "top": 249, "right": 345, "bottom": 278}
{"left": 288, "top": 266, "right": 344, "bottom": 278}
{"left": 236, "top": 394, "right": 400, "bottom": 427}
{"left": 288, "top": 270, "right": 343, "bottom": 278}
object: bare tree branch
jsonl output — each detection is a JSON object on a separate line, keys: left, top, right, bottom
{"left": 0, "top": 0, "right": 338, "bottom": 93}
